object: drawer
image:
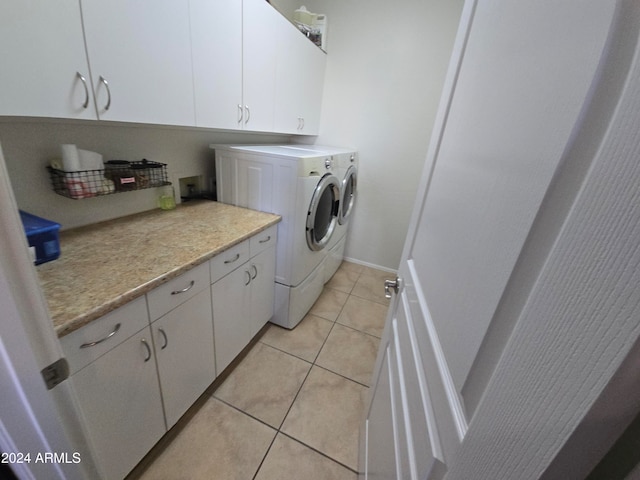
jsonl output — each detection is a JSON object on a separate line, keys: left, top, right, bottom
{"left": 147, "top": 262, "right": 210, "bottom": 321}
{"left": 60, "top": 296, "right": 149, "bottom": 375}
{"left": 250, "top": 225, "right": 277, "bottom": 257}
{"left": 210, "top": 240, "right": 250, "bottom": 284}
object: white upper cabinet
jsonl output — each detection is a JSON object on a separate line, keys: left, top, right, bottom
{"left": 274, "top": 16, "right": 326, "bottom": 135}
{"left": 2, "top": 0, "right": 324, "bottom": 134}
{"left": 190, "top": 0, "right": 243, "bottom": 130}
{"left": 81, "top": 0, "right": 195, "bottom": 126}
{"left": 190, "top": 0, "right": 324, "bottom": 134}
{"left": 241, "top": 0, "right": 280, "bottom": 132}
{"left": 0, "top": 1, "right": 96, "bottom": 119}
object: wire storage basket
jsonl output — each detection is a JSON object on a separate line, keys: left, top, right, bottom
{"left": 48, "top": 160, "right": 170, "bottom": 199}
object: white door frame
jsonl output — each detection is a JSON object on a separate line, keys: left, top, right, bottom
{"left": 0, "top": 143, "right": 97, "bottom": 480}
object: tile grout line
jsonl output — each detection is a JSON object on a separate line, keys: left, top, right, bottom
{"left": 251, "top": 271, "right": 365, "bottom": 478}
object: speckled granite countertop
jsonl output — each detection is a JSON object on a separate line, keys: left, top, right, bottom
{"left": 37, "top": 201, "right": 281, "bottom": 338}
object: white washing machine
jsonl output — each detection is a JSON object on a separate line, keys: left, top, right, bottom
{"left": 213, "top": 144, "right": 341, "bottom": 329}
{"left": 282, "top": 146, "right": 359, "bottom": 282}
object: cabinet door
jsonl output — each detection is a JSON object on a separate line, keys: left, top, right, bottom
{"left": 190, "top": 0, "right": 242, "bottom": 129}
{"left": 0, "top": 0, "right": 96, "bottom": 119}
{"left": 81, "top": 0, "right": 195, "bottom": 126}
{"left": 71, "top": 327, "right": 165, "bottom": 480}
{"left": 211, "top": 265, "right": 251, "bottom": 373}
{"left": 153, "top": 289, "right": 216, "bottom": 428}
{"left": 249, "top": 246, "right": 276, "bottom": 337}
{"left": 242, "top": 0, "right": 279, "bottom": 132}
{"left": 274, "top": 19, "right": 326, "bottom": 135}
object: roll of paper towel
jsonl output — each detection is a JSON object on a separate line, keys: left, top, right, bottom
{"left": 60, "top": 144, "right": 81, "bottom": 172}
{"left": 78, "top": 149, "right": 104, "bottom": 171}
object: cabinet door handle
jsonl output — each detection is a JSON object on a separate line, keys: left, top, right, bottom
{"left": 245, "top": 270, "right": 251, "bottom": 286}
{"left": 158, "top": 328, "right": 168, "bottom": 350}
{"left": 237, "top": 104, "right": 243, "bottom": 124}
{"left": 251, "top": 264, "right": 258, "bottom": 280}
{"left": 99, "top": 75, "right": 111, "bottom": 111}
{"left": 141, "top": 338, "right": 152, "bottom": 362}
{"left": 301, "top": 117, "right": 305, "bottom": 130}
{"left": 244, "top": 105, "right": 250, "bottom": 124}
{"left": 80, "top": 323, "right": 121, "bottom": 349}
{"left": 224, "top": 253, "right": 240, "bottom": 264}
{"left": 259, "top": 235, "right": 271, "bottom": 244}
{"left": 171, "top": 280, "right": 195, "bottom": 295}
{"left": 76, "top": 71, "right": 89, "bottom": 109}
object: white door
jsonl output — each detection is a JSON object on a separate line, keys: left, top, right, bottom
{"left": 0, "top": 0, "right": 96, "bottom": 119}
{"left": 153, "top": 288, "right": 216, "bottom": 429}
{"left": 242, "top": 0, "right": 279, "bottom": 131}
{"left": 211, "top": 265, "right": 252, "bottom": 373}
{"left": 362, "top": 1, "right": 640, "bottom": 479}
{"left": 273, "top": 16, "right": 326, "bottom": 135}
{"left": 81, "top": 0, "right": 195, "bottom": 126}
{"left": 190, "top": 0, "right": 243, "bottom": 129}
{"left": 0, "top": 145, "right": 99, "bottom": 479}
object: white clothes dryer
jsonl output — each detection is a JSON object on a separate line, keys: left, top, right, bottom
{"left": 213, "top": 144, "right": 341, "bottom": 329}
{"left": 282, "top": 146, "right": 359, "bottom": 282}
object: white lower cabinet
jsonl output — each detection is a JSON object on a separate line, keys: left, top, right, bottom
{"left": 63, "top": 228, "right": 276, "bottom": 479}
{"left": 70, "top": 326, "right": 165, "bottom": 480}
{"left": 152, "top": 288, "right": 215, "bottom": 429}
{"left": 211, "top": 262, "right": 252, "bottom": 373}
{"left": 211, "top": 227, "right": 277, "bottom": 372}
{"left": 249, "top": 246, "right": 276, "bottom": 337}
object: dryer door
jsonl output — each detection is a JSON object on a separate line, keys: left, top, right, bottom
{"left": 339, "top": 164, "right": 357, "bottom": 225}
{"left": 306, "top": 173, "right": 340, "bottom": 251}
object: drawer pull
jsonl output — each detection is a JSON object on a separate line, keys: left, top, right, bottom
{"left": 158, "top": 328, "right": 168, "bottom": 350}
{"left": 79, "top": 323, "right": 121, "bottom": 349}
{"left": 258, "top": 235, "right": 271, "bottom": 244}
{"left": 224, "top": 253, "right": 240, "bottom": 264}
{"left": 171, "top": 280, "right": 195, "bottom": 295}
{"left": 141, "top": 338, "right": 152, "bottom": 362}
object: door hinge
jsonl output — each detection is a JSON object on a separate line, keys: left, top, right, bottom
{"left": 41, "top": 358, "right": 69, "bottom": 390}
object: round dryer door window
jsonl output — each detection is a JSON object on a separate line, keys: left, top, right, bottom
{"left": 307, "top": 174, "right": 341, "bottom": 251}
{"left": 339, "top": 165, "right": 357, "bottom": 225}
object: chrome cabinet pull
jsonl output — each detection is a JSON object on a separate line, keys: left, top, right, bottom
{"left": 141, "top": 338, "right": 152, "bottom": 362}
{"left": 171, "top": 280, "right": 195, "bottom": 295}
{"left": 244, "top": 105, "right": 250, "bottom": 124}
{"left": 258, "top": 235, "right": 271, "bottom": 244}
{"left": 76, "top": 72, "right": 89, "bottom": 109}
{"left": 99, "top": 75, "right": 111, "bottom": 111}
{"left": 80, "top": 323, "right": 121, "bottom": 349}
{"left": 237, "top": 104, "right": 243, "bottom": 124}
{"left": 251, "top": 264, "right": 258, "bottom": 280}
{"left": 158, "top": 328, "right": 168, "bottom": 350}
{"left": 301, "top": 117, "right": 305, "bottom": 130}
{"left": 224, "top": 253, "right": 240, "bottom": 264}
{"left": 245, "top": 270, "right": 251, "bottom": 286}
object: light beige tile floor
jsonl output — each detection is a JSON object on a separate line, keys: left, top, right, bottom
{"left": 128, "top": 260, "right": 394, "bottom": 480}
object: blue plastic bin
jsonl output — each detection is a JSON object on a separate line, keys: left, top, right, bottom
{"left": 19, "top": 211, "right": 61, "bottom": 265}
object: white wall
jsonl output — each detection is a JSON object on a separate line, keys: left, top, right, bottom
{"left": 299, "top": 0, "right": 464, "bottom": 270}
{"left": 0, "top": 119, "right": 288, "bottom": 230}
